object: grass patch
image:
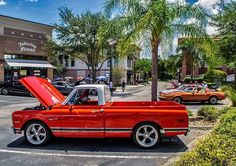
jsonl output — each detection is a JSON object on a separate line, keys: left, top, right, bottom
{"left": 187, "top": 109, "right": 193, "bottom": 117}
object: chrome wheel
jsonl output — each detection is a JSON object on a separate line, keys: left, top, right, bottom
{"left": 209, "top": 97, "right": 217, "bottom": 105}
{"left": 2, "top": 88, "right": 9, "bottom": 95}
{"left": 135, "top": 125, "right": 159, "bottom": 148}
{"left": 26, "top": 123, "right": 47, "bottom": 145}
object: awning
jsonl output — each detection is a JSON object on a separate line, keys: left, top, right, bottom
{"left": 5, "top": 59, "right": 54, "bottom": 68}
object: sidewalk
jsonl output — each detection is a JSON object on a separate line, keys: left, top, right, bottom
{"left": 114, "top": 84, "right": 146, "bottom": 92}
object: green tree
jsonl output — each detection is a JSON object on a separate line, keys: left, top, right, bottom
{"left": 164, "top": 54, "right": 183, "bottom": 76}
{"left": 104, "top": 0, "right": 209, "bottom": 101}
{"left": 51, "top": 8, "right": 112, "bottom": 81}
{"left": 214, "top": 1, "right": 236, "bottom": 87}
{"left": 134, "top": 59, "right": 152, "bottom": 82}
{"left": 177, "top": 38, "right": 219, "bottom": 79}
{"left": 158, "top": 58, "right": 174, "bottom": 80}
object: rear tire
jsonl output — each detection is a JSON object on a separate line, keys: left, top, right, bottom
{"left": 209, "top": 96, "right": 218, "bottom": 105}
{"left": 1, "top": 88, "right": 9, "bottom": 95}
{"left": 24, "top": 121, "right": 51, "bottom": 146}
{"left": 173, "top": 97, "right": 182, "bottom": 104}
{"left": 133, "top": 123, "right": 161, "bottom": 149}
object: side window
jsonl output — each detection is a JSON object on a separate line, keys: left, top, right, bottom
{"left": 57, "top": 82, "right": 63, "bottom": 86}
{"left": 184, "top": 87, "right": 193, "bottom": 92}
{"left": 104, "top": 87, "right": 111, "bottom": 102}
{"left": 72, "top": 88, "right": 98, "bottom": 105}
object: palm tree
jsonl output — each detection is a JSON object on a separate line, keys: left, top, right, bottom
{"left": 177, "top": 38, "right": 220, "bottom": 79}
{"left": 104, "top": 0, "right": 209, "bottom": 101}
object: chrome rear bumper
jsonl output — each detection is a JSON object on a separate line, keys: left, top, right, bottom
{"left": 11, "top": 126, "right": 21, "bottom": 134}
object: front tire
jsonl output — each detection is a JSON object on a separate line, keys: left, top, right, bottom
{"left": 133, "top": 123, "right": 161, "bottom": 149}
{"left": 209, "top": 96, "right": 218, "bottom": 105}
{"left": 173, "top": 97, "right": 182, "bottom": 104}
{"left": 24, "top": 121, "right": 51, "bottom": 146}
{"left": 1, "top": 88, "right": 9, "bottom": 95}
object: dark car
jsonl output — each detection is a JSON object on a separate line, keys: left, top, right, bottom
{"left": 52, "top": 81, "right": 74, "bottom": 95}
{"left": 0, "top": 81, "right": 33, "bottom": 96}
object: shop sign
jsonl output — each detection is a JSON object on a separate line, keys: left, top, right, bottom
{"left": 18, "top": 42, "right": 37, "bottom": 52}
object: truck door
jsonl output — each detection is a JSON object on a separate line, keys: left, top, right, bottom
{"left": 60, "top": 88, "right": 104, "bottom": 138}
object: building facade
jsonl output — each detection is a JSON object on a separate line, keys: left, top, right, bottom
{"left": 60, "top": 56, "right": 136, "bottom": 85}
{"left": 0, "top": 15, "right": 54, "bottom": 83}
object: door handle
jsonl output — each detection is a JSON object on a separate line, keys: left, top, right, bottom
{"left": 92, "top": 109, "right": 104, "bottom": 113}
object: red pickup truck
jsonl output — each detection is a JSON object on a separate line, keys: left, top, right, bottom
{"left": 12, "top": 77, "right": 189, "bottom": 149}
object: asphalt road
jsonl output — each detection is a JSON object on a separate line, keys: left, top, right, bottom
{"left": 0, "top": 83, "right": 222, "bottom": 166}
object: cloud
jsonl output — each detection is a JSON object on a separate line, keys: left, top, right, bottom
{"left": 0, "top": 0, "right": 6, "bottom": 6}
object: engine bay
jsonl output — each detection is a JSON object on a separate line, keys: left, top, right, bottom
{"left": 23, "top": 104, "right": 46, "bottom": 110}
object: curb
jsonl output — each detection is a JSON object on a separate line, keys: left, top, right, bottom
{"left": 189, "top": 126, "right": 214, "bottom": 130}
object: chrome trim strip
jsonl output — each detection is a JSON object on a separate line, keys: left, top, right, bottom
{"left": 160, "top": 129, "right": 165, "bottom": 134}
{"left": 50, "top": 127, "right": 132, "bottom": 132}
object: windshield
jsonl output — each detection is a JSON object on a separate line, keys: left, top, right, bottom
{"left": 177, "top": 85, "right": 185, "bottom": 90}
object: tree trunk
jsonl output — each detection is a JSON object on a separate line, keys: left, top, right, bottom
{"left": 151, "top": 37, "right": 159, "bottom": 101}
{"left": 191, "top": 62, "right": 194, "bottom": 80}
{"left": 92, "top": 69, "right": 97, "bottom": 83}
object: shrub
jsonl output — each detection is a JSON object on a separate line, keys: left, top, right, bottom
{"left": 175, "top": 134, "right": 236, "bottom": 166}
{"left": 175, "top": 108, "right": 236, "bottom": 166}
{"left": 198, "top": 106, "right": 219, "bottom": 121}
{"left": 203, "top": 70, "right": 227, "bottom": 83}
{"left": 184, "top": 76, "right": 203, "bottom": 83}
{"left": 221, "top": 85, "right": 236, "bottom": 106}
{"left": 214, "top": 109, "right": 236, "bottom": 138}
{"left": 230, "top": 158, "right": 236, "bottom": 166}
{"left": 187, "top": 109, "right": 193, "bottom": 117}
{"left": 218, "top": 107, "right": 234, "bottom": 116}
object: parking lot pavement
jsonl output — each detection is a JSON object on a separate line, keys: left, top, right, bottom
{"left": 0, "top": 95, "right": 37, "bottom": 107}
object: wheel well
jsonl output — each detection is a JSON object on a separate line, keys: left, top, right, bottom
{"left": 21, "top": 119, "right": 50, "bottom": 131}
{"left": 132, "top": 121, "right": 162, "bottom": 131}
{"left": 209, "top": 95, "right": 218, "bottom": 100}
{"left": 173, "top": 96, "right": 183, "bottom": 100}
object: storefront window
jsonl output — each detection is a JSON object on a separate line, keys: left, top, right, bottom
{"left": 4, "top": 66, "right": 47, "bottom": 82}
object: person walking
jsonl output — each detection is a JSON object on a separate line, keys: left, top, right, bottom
{"left": 122, "top": 80, "right": 126, "bottom": 92}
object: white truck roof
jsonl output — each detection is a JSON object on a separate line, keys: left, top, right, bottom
{"left": 63, "top": 84, "right": 111, "bottom": 106}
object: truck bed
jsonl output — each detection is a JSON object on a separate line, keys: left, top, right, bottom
{"left": 108, "top": 101, "right": 186, "bottom": 110}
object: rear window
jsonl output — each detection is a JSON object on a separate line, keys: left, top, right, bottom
{"left": 104, "top": 87, "right": 111, "bottom": 102}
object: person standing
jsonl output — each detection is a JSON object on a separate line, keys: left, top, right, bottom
{"left": 109, "top": 81, "right": 113, "bottom": 95}
{"left": 122, "top": 80, "right": 126, "bottom": 92}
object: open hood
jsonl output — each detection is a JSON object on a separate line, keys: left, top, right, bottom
{"left": 20, "top": 76, "right": 65, "bottom": 108}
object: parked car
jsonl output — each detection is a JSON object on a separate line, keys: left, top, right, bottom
{"left": 12, "top": 76, "right": 189, "bottom": 149}
{"left": 52, "top": 81, "right": 74, "bottom": 95}
{"left": 161, "top": 84, "right": 203, "bottom": 93}
{"left": 0, "top": 81, "right": 33, "bottom": 96}
{"left": 159, "top": 86, "right": 226, "bottom": 104}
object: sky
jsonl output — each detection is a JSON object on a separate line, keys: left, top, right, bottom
{"left": 0, "top": 0, "right": 201, "bottom": 26}
{"left": 0, "top": 0, "right": 105, "bottom": 25}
